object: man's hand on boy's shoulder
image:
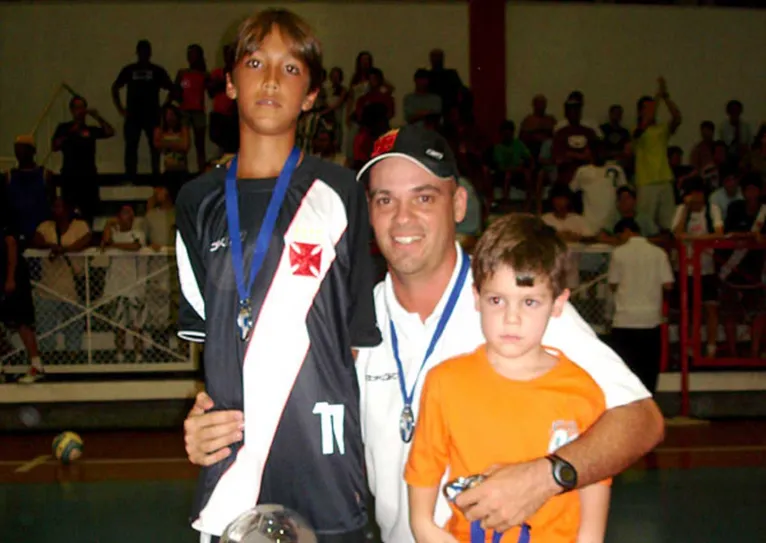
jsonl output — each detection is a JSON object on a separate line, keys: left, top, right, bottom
{"left": 184, "top": 391, "right": 244, "bottom": 467}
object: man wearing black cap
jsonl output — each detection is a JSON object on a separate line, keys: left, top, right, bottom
{"left": 355, "top": 125, "right": 663, "bottom": 542}
{"left": 182, "top": 124, "right": 666, "bottom": 543}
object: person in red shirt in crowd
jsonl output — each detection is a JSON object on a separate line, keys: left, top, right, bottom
{"left": 174, "top": 44, "right": 209, "bottom": 172}
{"left": 207, "top": 45, "right": 239, "bottom": 155}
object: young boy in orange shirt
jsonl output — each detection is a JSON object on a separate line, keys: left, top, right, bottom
{"left": 405, "top": 214, "right": 611, "bottom": 543}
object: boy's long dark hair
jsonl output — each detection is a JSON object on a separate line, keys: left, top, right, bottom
{"left": 234, "top": 9, "right": 323, "bottom": 92}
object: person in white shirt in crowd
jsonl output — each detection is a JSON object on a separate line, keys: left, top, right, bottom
{"left": 608, "top": 218, "right": 674, "bottom": 394}
{"left": 180, "top": 126, "right": 664, "bottom": 543}
{"left": 32, "top": 198, "right": 92, "bottom": 355}
{"left": 570, "top": 142, "right": 629, "bottom": 236}
{"left": 542, "top": 184, "right": 594, "bottom": 242}
{"left": 554, "top": 91, "right": 604, "bottom": 138}
{"left": 672, "top": 177, "right": 724, "bottom": 358}
{"left": 719, "top": 99, "right": 753, "bottom": 162}
{"left": 709, "top": 167, "right": 743, "bottom": 222}
{"left": 543, "top": 184, "right": 595, "bottom": 290}
{"left": 101, "top": 205, "right": 148, "bottom": 362}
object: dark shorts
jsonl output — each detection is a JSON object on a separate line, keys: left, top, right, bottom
{"left": 719, "top": 283, "right": 766, "bottom": 317}
{"left": 183, "top": 110, "right": 207, "bottom": 131}
{"left": 0, "top": 268, "right": 35, "bottom": 329}
{"left": 685, "top": 274, "right": 719, "bottom": 307}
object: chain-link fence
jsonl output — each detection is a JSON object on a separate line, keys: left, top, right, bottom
{"left": 1, "top": 244, "right": 617, "bottom": 374}
{"left": 1, "top": 248, "right": 197, "bottom": 374}
{"left": 566, "top": 244, "right": 614, "bottom": 336}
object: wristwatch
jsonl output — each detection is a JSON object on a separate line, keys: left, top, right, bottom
{"left": 546, "top": 453, "right": 578, "bottom": 492}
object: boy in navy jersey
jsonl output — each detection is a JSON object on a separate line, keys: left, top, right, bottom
{"left": 174, "top": 9, "right": 381, "bottom": 543}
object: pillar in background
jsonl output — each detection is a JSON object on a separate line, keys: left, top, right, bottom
{"left": 468, "top": 0, "right": 506, "bottom": 139}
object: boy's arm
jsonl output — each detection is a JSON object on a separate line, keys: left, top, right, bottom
{"left": 408, "top": 486, "right": 458, "bottom": 543}
{"left": 405, "top": 371, "right": 452, "bottom": 540}
{"left": 577, "top": 484, "right": 611, "bottom": 543}
{"left": 175, "top": 186, "right": 208, "bottom": 344}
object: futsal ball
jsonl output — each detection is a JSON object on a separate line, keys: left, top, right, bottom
{"left": 221, "top": 504, "right": 317, "bottom": 543}
{"left": 52, "top": 431, "right": 83, "bottom": 464}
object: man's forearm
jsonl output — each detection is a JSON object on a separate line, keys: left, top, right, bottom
{"left": 555, "top": 398, "right": 664, "bottom": 488}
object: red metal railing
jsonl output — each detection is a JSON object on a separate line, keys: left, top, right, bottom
{"left": 677, "top": 237, "right": 766, "bottom": 415}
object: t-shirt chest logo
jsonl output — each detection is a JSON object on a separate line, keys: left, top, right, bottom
{"left": 133, "top": 69, "right": 154, "bottom": 81}
{"left": 567, "top": 135, "right": 587, "bottom": 149}
{"left": 548, "top": 420, "right": 579, "bottom": 453}
{"left": 289, "top": 242, "right": 322, "bottom": 277}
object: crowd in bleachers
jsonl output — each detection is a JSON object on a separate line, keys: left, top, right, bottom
{"left": 2, "top": 35, "right": 766, "bottom": 384}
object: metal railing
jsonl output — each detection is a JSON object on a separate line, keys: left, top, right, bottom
{"left": 1, "top": 248, "right": 198, "bottom": 374}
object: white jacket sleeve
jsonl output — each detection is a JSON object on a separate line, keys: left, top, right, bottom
{"left": 542, "top": 302, "right": 651, "bottom": 408}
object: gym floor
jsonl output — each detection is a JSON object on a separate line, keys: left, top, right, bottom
{"left": 1, "top": 420, "right": 765, "bottom": 542}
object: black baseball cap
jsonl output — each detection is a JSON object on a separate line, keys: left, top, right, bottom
{"left": 356, "top": 124, "right": 460, "bottom": 183}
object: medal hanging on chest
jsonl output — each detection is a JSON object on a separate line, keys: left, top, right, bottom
{"left": 399, "top": 405, "right": 415, "bottom": 443}
{"left": 389, "top": 251, "right": 471, "bottom": 443}
{"left": 236, "top": 300, "right": 254, "bottom": 342}
{"left": 224, "top": 147, "right": 301, "bottom": 342}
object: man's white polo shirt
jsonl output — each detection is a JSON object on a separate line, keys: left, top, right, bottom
{"left": 609, "top": 236, "right": 674, "bottom": 329}
{"left": 356, "top": 244, "right": 650, "bottom": 543}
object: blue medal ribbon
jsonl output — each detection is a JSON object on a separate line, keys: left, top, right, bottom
{"left": 224, "top": 146, "right": 301, "bottom": 341}
{"left": 471, "top": 521, "right": 530, "bottom": 543}
{"left": 390, "top": 249, "right": 471, "bottom": 443}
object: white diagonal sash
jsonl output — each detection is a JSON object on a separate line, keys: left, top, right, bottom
{"left": 719, "top": 205, "right": 766, "bottom": 281}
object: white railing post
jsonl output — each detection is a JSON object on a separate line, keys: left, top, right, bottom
{"left": 85, "top": 253, "right": 93, "bottom": 367}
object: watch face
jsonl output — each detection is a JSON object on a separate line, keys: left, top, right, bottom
{"left": 559, "top": 464, "right": 577, "bottom": 485}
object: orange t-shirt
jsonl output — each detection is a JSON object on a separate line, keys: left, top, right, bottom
{"left": 404, "top": 345, "right": 609, "bottom": 543}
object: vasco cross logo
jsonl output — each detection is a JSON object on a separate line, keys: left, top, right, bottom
{"left": 289, "top": 242, "right": 322, "bottom": 277}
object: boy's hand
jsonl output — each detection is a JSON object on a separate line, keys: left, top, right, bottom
{"left": 456, "top": 459, "right": 558, "bottom": 533}
{"left": 184, "top": 391, "right": 244, "bottom": 466}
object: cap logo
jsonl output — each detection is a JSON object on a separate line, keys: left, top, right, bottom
{"left": 371, "top": 129, "right": 400, "bottom": 159}
{"left": 425, "top": 148, "right": 443, "bottom": 160}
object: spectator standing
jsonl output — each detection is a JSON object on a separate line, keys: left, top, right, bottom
{"left": 112, "top": 39, "right": 174, "bottom": 176}
{"left": 633, "top": 77, "right": 682, "bottom": 231}
{"left": 174, "top": 44, "right": 210, "bottom": 173}
{"left": 51, "top": 96, "right": 115, "bottom": 224}
{"left": 4, "top": 136, "right": 55, "bottom": 248}
{"left": 608, "top": 218, "right": 674, "bottom": 394}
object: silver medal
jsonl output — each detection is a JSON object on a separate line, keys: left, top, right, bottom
{"left": 400, "top": 405, "right": 415, "bottom": 443}
{"left": 237, "top": 301, "right": 253, "bottom": 341}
